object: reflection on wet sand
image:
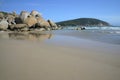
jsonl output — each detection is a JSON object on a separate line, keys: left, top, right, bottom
{"left": 0, "top": 32, "right": 53, "bottom": 41}
{"left": 9, "top": 32, "right": 53, "bottom": 41}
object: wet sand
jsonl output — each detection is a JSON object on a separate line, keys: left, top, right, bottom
{"left": 0, "top": 31, "right": 120, "bottom": 80}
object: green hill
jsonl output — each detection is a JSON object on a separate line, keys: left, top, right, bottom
{"left": 56, "top": 18, "right": 110, "bottom": 26}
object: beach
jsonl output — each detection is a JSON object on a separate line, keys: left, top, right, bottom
{"left": 0, "top": 30, "right": 120, "bottom": 80}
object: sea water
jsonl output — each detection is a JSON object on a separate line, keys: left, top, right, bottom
{"left": 63, "top": 26, "right": 120, "bottom": 34}
{"left": 59, "top": 26, "right": 120, "bottom": 45}
{"left": 0, "top": 26, "right": 120, "bottom": 45}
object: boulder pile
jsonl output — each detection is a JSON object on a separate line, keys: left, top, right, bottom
{"left": 0, "top": 10, "right": 61, "bottom": 31}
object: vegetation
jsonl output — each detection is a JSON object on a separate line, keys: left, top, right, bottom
{"left": 0, "top": 11, "right": 10, "bottom": 16}
{"left": 56, "top": 18, "right": 110, "bottom": 26}
{"left": 0, "top": 11, "right": 17, "bottom": 18}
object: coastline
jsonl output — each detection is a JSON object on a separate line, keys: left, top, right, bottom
{"left": 0, "top": 31, "right": 120, "bottom": 80}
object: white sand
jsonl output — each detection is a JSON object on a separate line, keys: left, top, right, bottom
{"left": 0, "top": 31, "right": 120, "bottom": 80}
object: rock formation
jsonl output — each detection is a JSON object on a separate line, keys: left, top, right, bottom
{"left": 0, "top": 10, "right": 59, "bottom": 31}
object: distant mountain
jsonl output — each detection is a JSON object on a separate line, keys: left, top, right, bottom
{"left": 56, "top": 18, "right": 110, "bottom": 26}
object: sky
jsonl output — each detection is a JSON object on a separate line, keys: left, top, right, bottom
{"left": 0, "top": 0, "right": 120, "bottom": 26}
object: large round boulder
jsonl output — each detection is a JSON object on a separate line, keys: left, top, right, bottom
{"left": 20, "top": 11, "right": 30, "bottom": 22}
{"left": 20, "top": 11, "right": 37, "bottom": 27}
{"left": 0, "top": 19, "right": 8, "bottom": 30}
{"left": 36, "top": 17, "right": 50, "bottom": 28}
{"left": 30, "top": 10, "right": 50, "bottom": 29}
{"left": 30, "top": 10, "right": 41, "bottom": 18}
{"left": 24, "top": 16, "right": 37, "bottom": 27}
{"left": 6, "top": 14, "right": 16, "bottom": 25}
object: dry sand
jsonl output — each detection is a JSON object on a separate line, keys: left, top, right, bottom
{"left": 0, "top": 31, "right": 120, "bottom": 80}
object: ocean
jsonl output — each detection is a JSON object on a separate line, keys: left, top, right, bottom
{"left": 61, "top": 26, "right": 120, "bottom": 45}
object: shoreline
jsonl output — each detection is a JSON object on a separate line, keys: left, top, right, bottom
{"left": 53, "top": 30, "right": 120, "bottom": 45}
{"left": 1, "top": 29, "right": 120, "bottom": 45}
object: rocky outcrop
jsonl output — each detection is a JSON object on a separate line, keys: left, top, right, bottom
{"left": 0, "top": 10, "right": 59, "bottom": 31}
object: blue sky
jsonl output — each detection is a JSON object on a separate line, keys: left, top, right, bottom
{"left": 0, "top": 0, "right": 120, "bottom": 25}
